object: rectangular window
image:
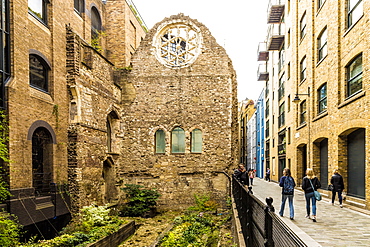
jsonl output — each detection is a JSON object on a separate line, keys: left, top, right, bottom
{"left": 347, "top": 54, "right": 362, "bottom": 97}
{"left": 278, "top": 75, "right": 285, "bottom": 100}
{"left": 300, "top": 100, "right": 307, "bottom": 125}
{"left": 265, "top": 100, "right": 270, "bottom": 118}
{"left": 28, "top": 0, "right": 48, "bottom": 24}
{"left": 191, "top": 129, "right": 202, "bottom": 153}
{"left": 348, "top": 0, "right": 363, "bottom": 28}
{"left": 318, "top": 83, "right": 327, "bottom": 113}
{"left": 74, "top": 0, "right": 84, "bottom": 14}
{"left": 155, "top": 130, "right": 166, "bottom": 153}
{"left": 300, "top": 56, "right": 306, "bottom": 82}
{"left": 278, "top": 102, "right": 285, "bottom": 127}
{"left": 265, "top": 120, "right": 270, "bottom": 138}
{"left": 318, "top": 28, "right": 327, "bottom": 61}
{"left": 300, "top": 12, "right": 306, "bottom": 40}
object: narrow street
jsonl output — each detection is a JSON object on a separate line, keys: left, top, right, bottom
{"left": 252, "top": 178, "right": 370, "bottom": 246}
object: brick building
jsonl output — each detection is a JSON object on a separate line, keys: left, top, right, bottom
{"left": 2, "top": 0, "right": 238, "bottom": 238}
{"left": 3, "top": 0, "right": 146, "bottom": 237}
{"left": 257, "top": 0, "right": 370, "bottom": 210}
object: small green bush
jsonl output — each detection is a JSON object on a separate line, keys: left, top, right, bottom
{"left": 0, "top": 212, "right": 21, "bottom": 247}
{"left": 120, "top": 184, "right": 161, "bottom": 217}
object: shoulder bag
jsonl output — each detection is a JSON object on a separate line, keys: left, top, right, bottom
{"left": 309, "top": 178, "right": 321, "bottom": 201}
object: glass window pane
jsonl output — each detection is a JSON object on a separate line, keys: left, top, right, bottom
{"left": 28, "top": 0, "right": 43, "bottom": 19}
{"left": 29, "top": 55, "right": 48, "bottom": 92}
{"left": 172, "top": 127, "right": 185, "bottom": 153}
{"left": 191, "top": 129, "right": 202, "bottom": 153}
{"left": 155, "top": 130, "right": 165, "bottom": 153}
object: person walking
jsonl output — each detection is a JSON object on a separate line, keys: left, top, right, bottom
{"left": 330, "top": 169, "right": 345, "bottom": 208}
{"left": 279, "top": 168, "right": 295, "bottom": 220}
{"left": 302, "top": 168, "right": 321, "bottom": 222}
{"left": 265, "top": 167, "right": 271, "bottom": 182}
{"left": 248, "top": 169, "right": 255, "bottom": 186}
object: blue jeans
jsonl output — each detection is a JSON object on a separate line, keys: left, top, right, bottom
{"left": 279, "top": 194, "right": 294, "bottom": 218}
{"left": 305, "top": 192, "right": 317, "bottom": 216}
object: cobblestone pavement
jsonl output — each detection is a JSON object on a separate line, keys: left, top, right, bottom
{"left": 251, "top": 178, "right": 370, "bottom": 247}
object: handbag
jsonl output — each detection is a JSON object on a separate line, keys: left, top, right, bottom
{"left": 328, "top": 184, "right": 334, "bottom": 191}
{"left": 309, "top": 178, "right": 321, "bottom": 201}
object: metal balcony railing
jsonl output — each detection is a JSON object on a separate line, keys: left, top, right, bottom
{"left": 267, "top": 23, "right": 285, "bottom": 51}
{"left": 257, "top": 42, "right": 269, "bottom": 61}
{"left": 257, "top": 63, "right": 269, "bottom": 81}
{"left": 268, "top": 0, "right": 286, "bottom": 24}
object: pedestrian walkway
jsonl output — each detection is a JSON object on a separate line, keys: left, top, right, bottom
{"left": 251, "top": 178, "right": 370, "bottom": 247}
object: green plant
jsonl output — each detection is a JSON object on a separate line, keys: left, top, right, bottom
{"left": 0, "top": 212, "right": 21, "bottom": 247}
{"left": 90, "top": 31, "right": 106, "bottom": 53}
{"left": 120, "top": 184, "right": 161, "bottom": 217}
{"left": 187, "top": 194, "right": 219, "bottom": 212}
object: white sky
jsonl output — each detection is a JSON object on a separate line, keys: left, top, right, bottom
{"left": 132, "top": 0, "right": 269, "bottom": 102}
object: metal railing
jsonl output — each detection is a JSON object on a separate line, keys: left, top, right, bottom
{"left": 232, "top": 176, "right": 307, "bottom": 247}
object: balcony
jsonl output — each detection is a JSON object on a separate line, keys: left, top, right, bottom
{"left": 268, "top": 0, "right": 285, "bottom": 24}
{"left": 267, "top": 23, "right": 285, "bottom": 50}
{"left": 257, "top": 63, "right": 269, "bottom": 81}
{"left": 257, "top": 42, "right": 269, "bottom": 61}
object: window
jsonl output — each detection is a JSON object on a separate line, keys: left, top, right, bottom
{"left": 278, "top": 102, "right": 285, "bottom": 127}
{"left": 171, "top": 127, "right": 185, "bottom": 153}
{"left": 346, "top": 54, "right": 362, "bottom": 97}
{"left": 74, "top": 0, "right": 84, "bottom": 14}
{"left": 318, "top": 28, "right": 327, "bottom": 61}
{"left": 348, "top": 0, "right": 363, "bottom": 28}
{"left": 300, "top": 100, "right": 307, "bottom": 125}
{"left": 0, "top": 0, "right": 10, "bottom": 108}
{"left": 29, "top": 54, "right": 49, "bottom": 92}
{"left": 155, "top": 129, "right": 166, "bottom": 154}
{"left": 278, "top": 75, "right": 285, "bottom": 100}
{"left": 287, "top": 62, "right": 291, "bottom": 79}
{"left": 300, "top": 56, "right": 306, "bottom": 82}
{"left": 318, "top": 83, "right": 327, "bottom": 113}
{"left": 107, "top": 111, "right": 119, "bottom": 153}
{"left": 318, "top": 0, "right": 326, "bottom": 9}
{"left": 28, "top": 0, "right": 48, "bottom": 24}
{"left": 300, "top": 12, "right": 306, "bottom": 40}
{"left": 265, "top": 99, "right": 270, "bottom": 118}
{"left": 287, "top": 29, "right": 291, "bottom": 48}
{"left": 91, "top": 6, "right": 102, "bottom": 39}
{"left": 191, "top": 129, "right": 202, "bottom": 153}
{"left": 265, "top": 120, "right": 270, "bottom": 138}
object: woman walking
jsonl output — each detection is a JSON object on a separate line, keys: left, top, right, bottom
{"left": 302, "top": 168, "right": 321, "bottom": 222}
{"left": 330, "top": 169, "right": 345, "bottom": 207}
{"left": 279, "top": 168, "right": 295, "bottom": 220}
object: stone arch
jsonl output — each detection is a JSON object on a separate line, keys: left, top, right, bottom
{"left": 27, "top": 120, "right": 57, "bottom": 144}
{"left": 107, "top": 110, "right": 120, "bottom": 153}
{"left": 102, "top": 157, "right": 116, "bottom": 203}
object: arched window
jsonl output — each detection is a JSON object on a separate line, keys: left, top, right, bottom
{"left": 317, "top": 27, "right": 327, "bottom": 61}
{"left": 346, "top": 54, "right": 362, "bottom": 97}
{"left": 29, "top": 54, "right": 49, "bottom": 92}
{"left": 191, "top": 129, "right": 202, "bottom": 153}
{"left": 171, "top": 127, "right": 185, "bottom": 153}
{"left": 155, "top": 129, "right": 165, "bottom": 154}
{"left": 91, "top": 6, "right": 102, "bottom": 39}
{"left": 32, "top": 127, "right": 53, "bottom": 195}
{"left": 107, "top": 111, "right": 119, "bottom": 153}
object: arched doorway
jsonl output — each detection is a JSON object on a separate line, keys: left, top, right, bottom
{"left": 32, "top": 127, "right": 53, "bottom": 195}
{"left": 102, "top": 158, "right": 116, "bottom": 203}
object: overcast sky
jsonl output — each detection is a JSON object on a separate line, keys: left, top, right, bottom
{"left": 131, "top": 0, "right": 269, "bottom": 102}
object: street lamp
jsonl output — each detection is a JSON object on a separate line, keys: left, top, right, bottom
{"left": 292, "top": 87, "right": 310, "bottom": 104}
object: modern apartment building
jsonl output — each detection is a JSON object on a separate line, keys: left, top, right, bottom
{"left": 257, "top": 0, "right": 369, "bottom": 210}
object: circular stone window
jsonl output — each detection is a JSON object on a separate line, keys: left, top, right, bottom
{"left": 153, "top": 20, "right": 203, "bottom": 68}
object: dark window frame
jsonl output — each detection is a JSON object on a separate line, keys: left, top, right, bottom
{"left": 300, "top": 56, "right": 306, "bottom": 82}
{"left": 346, "top": 54, "right": 362, "bottom": 97}
{"left": 74, "top": 0, "right": 85, "bottom": 15}
{"left": 318, "top": 83, "right": 327, "bottom": 114}
{"left": 28, "top": 0, "right": 49, "bottom": 25}
{"left": 347, "top": 0, "right": 363, "bottom": 28}
{"left": 29, "top": 53, "right": 50, "bottom": 93}
{"left": 300, "top": 100, "right": 307, "bottom": 125}
{"left": 318, "top": 27, "right": 327, "bottom": 62}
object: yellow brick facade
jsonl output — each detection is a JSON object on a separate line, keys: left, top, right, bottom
{"left": 261, "top": 0, "right": 370, "bottom": 209}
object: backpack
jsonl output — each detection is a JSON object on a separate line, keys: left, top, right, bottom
{"left": 283, "top": 176, "right": 294, "bottom": 194}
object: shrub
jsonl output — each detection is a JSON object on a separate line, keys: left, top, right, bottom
{"left": 187, "top": 194, "right": 219, "bottom": 212}
{"left": 120, "top": 184, "right": 161, "bottom": 217}
{"left": 0, "top": 212, "right": 21, "bottom": 247}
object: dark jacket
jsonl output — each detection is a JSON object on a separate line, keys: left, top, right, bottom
{"left": 234, "top": 169, "right": 249, "bottom": 186}
{"left": 279, "top": 176, "right": 296, "bottom": 195}
{"left": 330, "top": 173, "right": 344, "bottom": 192}
{"left": 301, "top": 177, "right": 321, "bottom": 194}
